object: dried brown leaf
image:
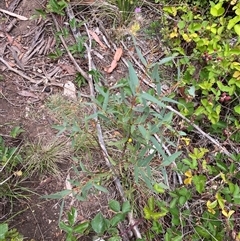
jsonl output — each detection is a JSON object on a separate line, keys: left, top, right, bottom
{"left": 105, "top": 60, "right": 118, "bottom": 73}
{"left": 89, "top": 30, "right": 107, "bottom": 49}
{"left": 114, "top": 48, "right": 123, "bottom": 61}
{"left": 6, "top": 33, "right": 24, "bottom": 52}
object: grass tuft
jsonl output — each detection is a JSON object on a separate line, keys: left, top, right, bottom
{"left": 22, "top": 138, "right": 72, "bottom": 177}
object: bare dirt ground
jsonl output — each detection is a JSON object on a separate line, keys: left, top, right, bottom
{"left": 0, "top": 1, "right": 68, "bottom": 240}
{"left": 0, "top": 0, "right": 103, "bottom": 240}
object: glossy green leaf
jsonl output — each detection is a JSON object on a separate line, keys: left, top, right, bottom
{"left": 179, "top": 196, "right": 187, "bottom": 205}
{"left": 143, "top": 206, "right": 152, "bottom": 220}
{"left": 234, "top": 105, "right": 240, "bottom": 114}
{"left": 0, "top": 223, "right": 8, "bottom": 239}
{"left": 227, "top": 16, "right": 240, "bottom": 30}
{"left": 169, "top": 198, "right": 178, "bottom": 209}
{"left": 109, "top": 200, "right": 121, "bottom": 212}
{"left": 68, "top": 208, "right": 77, "bottom": 226}
{"left": 122, "top": 201, "right": 131, "bottom": 213}
{"left": 195, "top": 226, "right": 211, "bottom": 238}
{"left": 234, "top": 24, "right": 240, "bottom": 35}
{"left": 192, "top": 175, "right": 207, "bottom": 194}
{"left": 154, "top": 183, "right": 165, "bottom": 194}
{"left": 210, "top": 3, "right": 225, "bottom": 17}
{"left": 110, "top": 213, "right": 126, "bottom": 226}
{"left": 91, "top": 212, "right": 108, "bottom": 234}
{"left": 42, "top": 190, "right": 72, "bottom": 199}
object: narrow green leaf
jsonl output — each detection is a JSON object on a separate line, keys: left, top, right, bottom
{"left": 161, "top": 151, "right": 182, "bottom": 166}
{"left": 93, "top": 184, "right": 109, "bottom": 193}
{"left": 134, "top": 165, "right": 139, "bottom": 183}
{"left": 136, "top": 46, "right": 148, "bottom": 66}
{"left": 151, "top": 64, "right": 160, "bottom": 82}
{"left": 59, "top": 221, "right": 73, "bottom": 233}
{"left": 140, "top": 92, "right": 166, "bottom": 108}
{"left": 158, "top": 55, "right": 177, "bottom": 65}
{"left": 216, "top": 160, "right": 228, "bottom": 172}
{"left": 128, "top": 62, "right": 139, "bottom": 95}
{"left": 138, "top": 153, "right": 155, "bottom": 167}
{"left": 42, "top": 190, "right": 72, "bottom": 199}
{"left": 102, "top": 89, "right": 110, "bottom": 111}
{"left": 138, "top": 125, "right": 147, "bottom": 138}
{"left": 148, "top": 197, "right": 155, "bottom": 211}
{"left": 73, "top": 222, "right": 89, "bottom": 234}
{"left": 139, "top": 168, "right": 153, "bottom": 190}
{"left": 150, "top": 136, "right": 167, "bottom": 160}
{"left": 162, "top": 112, "right": 173, "bottom": 122}
{"left": 161, "top": 97, "right": 182, "bottom": 105}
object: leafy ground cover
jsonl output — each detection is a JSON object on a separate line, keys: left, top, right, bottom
{"left": 0, "top": 0, "right": 239, "bottom": 240}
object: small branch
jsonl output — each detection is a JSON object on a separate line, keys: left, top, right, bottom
{"left": 0, "top": 57, "right": 39, "bottom": 84}
{"left": 0, "top": 89, "right": 22, "bottom": 107}
{"left": 83, "top": 22, "right": 142, "bottom": 240}
{"left": 51, "top": 14, "right": 91, "bottom": 82}
{"left": 165, "top": 105, "right": 232, "bottom": 158}
{"left": 0, "top": 8, "right": 28, "bottom": 20}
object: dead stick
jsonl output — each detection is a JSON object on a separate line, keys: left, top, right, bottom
{"left": 0, "top": 57, "right": 39, "bottom": 84}
{"left": 0, "top": 8, "right": 28, "bottom": 20}
{"left": 166, "top": 105, "right": 232, "bottom": 158}
{"left": 84, "top": 22, "right": 142, "bottom": 240}
{"left": 51, "top": 14, "right": 90, "bottom": 82}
